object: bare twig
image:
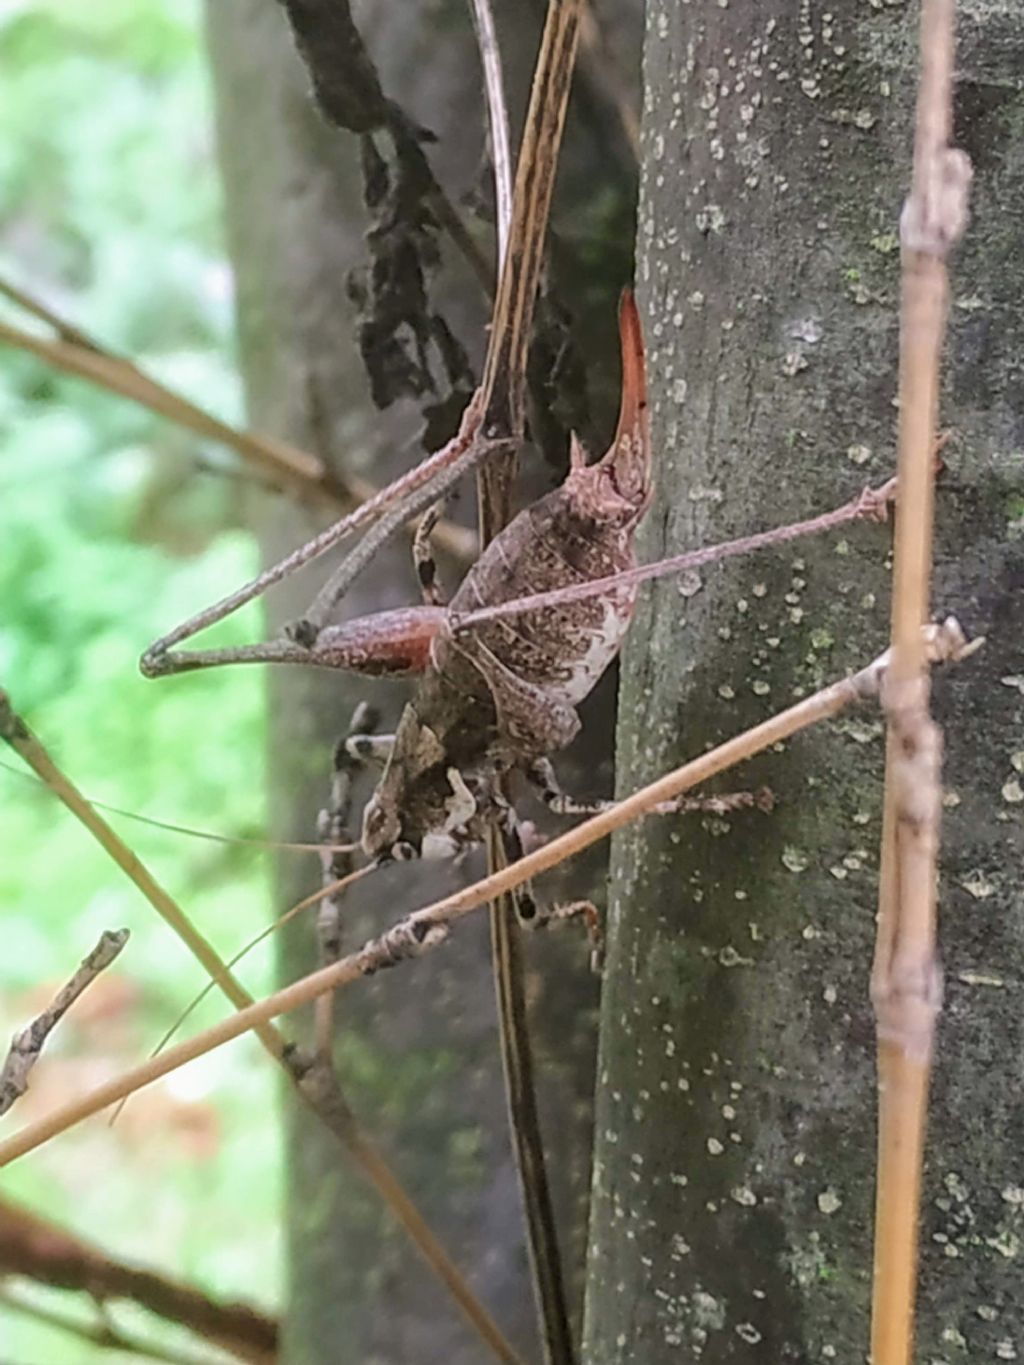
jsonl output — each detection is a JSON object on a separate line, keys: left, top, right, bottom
{"left": 0, "top": 620, "right": 976, "bottom": 1168}
{"left": 0, "top": 690, "right": 524, "bottom": 1365}
{"left": 869, "top": 2, "right": 971, "bottom": 1362}
{"left": 0, "top": 295, "right": 475, "bottom": 563}
{"left": 487, "top": 825, "right": 576, "bottom": 1365}
{"left": 0, "top": 1195, "right": 276, "bottom": 1364}
{"left": 0, "top": 930, "right": 128, "bottom": 1117}
{"left": 107, "top": 863, "right": 372, "bottom": 1133}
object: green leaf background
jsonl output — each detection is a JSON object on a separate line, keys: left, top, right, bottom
{"left": 1, "top": 3, "right": 282, "bottom": 1357}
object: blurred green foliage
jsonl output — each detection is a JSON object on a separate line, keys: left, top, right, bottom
{"left": 1, "top": 1, "right": 283, "bottom": 1357}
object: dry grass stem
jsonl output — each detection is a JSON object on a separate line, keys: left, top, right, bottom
{"left": 0, "top": 690, "right": 525, "bottom": 1365}
{"left": 869, "top": 2, "right": 972, "bottom": 1361}
{"left": 0, "top": 619, "right": 976, "bottom": 1172}
{"left": 467, "top": 5, "right": 583, "bottom": 1359}
{"left": 0, "top": 301, "right": 475, "bottom": 563}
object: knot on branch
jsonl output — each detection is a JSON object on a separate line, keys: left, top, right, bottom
{"left": 900, "top": 148, "right": 973, "bottom": 256}
{"left": 360, "top": 918, "right": 450, "bottom": 975}
{"left": 849, "top": 616, "right": 981, "bottom": 705}
{"left": 871, "top": 957, "right": 944, "bottom": 1064}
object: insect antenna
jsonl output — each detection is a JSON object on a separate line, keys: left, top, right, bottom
{"left": 0, "top": 757, "right": 359, "bottom": 855}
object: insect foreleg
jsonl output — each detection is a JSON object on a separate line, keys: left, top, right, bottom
{"left": 289, "top": 432, "right": 512, "bottom": 646}
{"left": 141, "top": 605, "right": 445, "bottom": 680}
{"left": 344, "top": 733, "right": 396, "bottom": 765}
{"left": 499, "top": 809, "right": 602, "bottom": 968}
{"left": 141, "top": 390, "right": 498, "bottom": 673}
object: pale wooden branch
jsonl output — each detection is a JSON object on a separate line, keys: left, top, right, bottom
{"left": 0, "top": 620, "right": 976, "bottom": 1171}
{"left": 869, "top": 2, "right": 972, "bottom": 1362}
{"left": 0, "top": 930, "right": 128, "bottom": 1117}
{"left": 0, "top": 290, "right": 475, "bottom": 563}
{"left": 0, "top": 690, "right": 524, "bottom": 1365}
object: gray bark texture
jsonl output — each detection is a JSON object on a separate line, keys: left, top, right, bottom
{"left": 203, "top": 1, "right": 639, "bottom": 1361}
{"left": 584, "top": 2, "right": 1023, "bottom": 1363}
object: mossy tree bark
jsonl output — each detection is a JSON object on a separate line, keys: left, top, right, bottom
{"left": 204, "top": 2, "right": 639, "bottom": 1360}
{"left": 584, "top": 2, "right": 1023, "bottom": 1361}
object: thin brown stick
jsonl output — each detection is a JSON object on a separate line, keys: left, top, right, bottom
{"left": 0, "top": 691, "right": 524, "bottom": 1365}
{"left": 470, "top": 6, "right": 580, "bottom": 1358}
{"left": 0, "top": 621, "right": 975, "bottom": 1169}
{"left": 109, "top": 864, "right": 372, "bottom": 1133}
{"left": 0, "top": 930, "right": 129, "bottom": 1117}
{"left": 0, "top": 1195, "right": 276, "bottom": 1364}
{"left": 0, "top": 305, "right": 475, "bottom": 564}
{"left": 0, "top": 1285, "right": 227, "bottom": 1365}
{"left": 869, "top": 3, "right": 971, "bottom": 1362}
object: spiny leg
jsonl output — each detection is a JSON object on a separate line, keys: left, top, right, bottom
{"left": 525, "top": 757, "right": 773, "bottom": 817}
{"left": 289, "top": 440, "right": 503, "bottom": 644}
{"left": 317, "top": 702, "right": 381, "bottom": 963}
{"left": 500, "top": 806, "right": 603, "bottom": 969}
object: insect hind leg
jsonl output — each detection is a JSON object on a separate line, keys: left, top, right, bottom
{"left": 526, "top": 757, "right": 774, "bottom": 818}
{"left": 500, "top": 806, "right": 603, "bottom": 971}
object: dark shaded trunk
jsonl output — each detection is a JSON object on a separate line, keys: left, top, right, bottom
{"left": 204, "top": 2, "right": 640, "bottom": 1360}
{"left": 584, "top": 1, "right": 1024, "bottom": 1360}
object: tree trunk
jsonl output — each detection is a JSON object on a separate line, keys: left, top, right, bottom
{"left": 203, "top": 2, "right": 639, "bottom": 1360}
{"left": 584, "top": 2, "right": 1024, "bottom": 1360}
